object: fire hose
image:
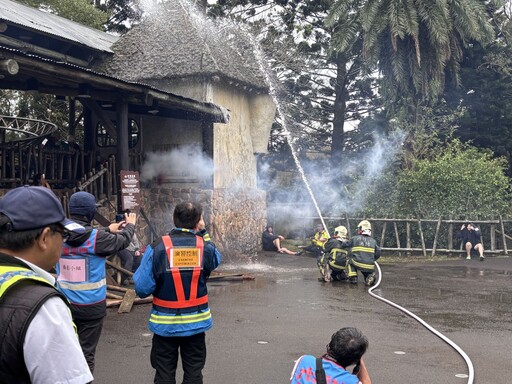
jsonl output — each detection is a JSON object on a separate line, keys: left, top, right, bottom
{"left": 368, "top": 262, "right": 475, "bottom": 384}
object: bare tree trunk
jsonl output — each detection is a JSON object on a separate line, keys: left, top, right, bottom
{"left": 331, "top": 53, "right": 348, "bottom": 162}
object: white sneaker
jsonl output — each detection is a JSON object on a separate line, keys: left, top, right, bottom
{"left": 466, "top": 255, "right": 471, "bottom": 260}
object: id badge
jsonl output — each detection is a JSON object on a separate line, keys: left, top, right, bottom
{"left": 58, "top": 258, "right": 87, "bottom": 282}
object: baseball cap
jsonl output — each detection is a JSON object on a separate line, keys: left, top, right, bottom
{"left": 0, "top": 186, "right": 85, "bottom": 233}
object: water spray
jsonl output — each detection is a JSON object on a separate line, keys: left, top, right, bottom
{"left": 369, "top": 262, "right": 475, "bottom": 384}
{"left": 243, "top": 31, "right": 330, "bottom": 235}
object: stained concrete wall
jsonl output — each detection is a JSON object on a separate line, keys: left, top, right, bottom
{"left": 139, "top": 77, "right": 275, "bottom": 258}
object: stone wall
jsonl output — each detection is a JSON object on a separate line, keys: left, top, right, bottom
{"left": 139, "top": 186, "right": 267, "bottom": 261}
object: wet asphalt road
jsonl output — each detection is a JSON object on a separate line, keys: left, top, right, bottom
{"left": 94, "top": 254, "right": 512, "bottom": 384}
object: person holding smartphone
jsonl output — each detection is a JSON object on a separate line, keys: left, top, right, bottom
{"left": 290, "top": 327, "right": 371, "bottom": 384}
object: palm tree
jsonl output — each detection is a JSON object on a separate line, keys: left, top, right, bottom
{"left": 327, "top": 0, "right": 497, "bottom": 109}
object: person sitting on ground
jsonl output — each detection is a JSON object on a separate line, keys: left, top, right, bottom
{"left": 460, "top": 222, "right": 484, "bottom": 261}
{"left": 262, "top": 225, "right": 302, "bottom": 255}
{"left": 318, "top": 225, "right": 350, "bottom": 282}
{"left": 299, "top": 223, "right": 328, "bottom": 258}
{"left": 290, "top": 327, "right": 371, "bottom": 384}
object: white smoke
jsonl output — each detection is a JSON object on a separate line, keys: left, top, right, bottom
{"left": 140, "top": 145, "right": 214, "bottom": 182}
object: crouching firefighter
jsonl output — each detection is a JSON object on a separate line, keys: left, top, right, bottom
{"left": 342, "top": 220, "right": 380, "bottom": 286}
{"left": 134, "top": 202, "right": 222, "bottom": 384}
{"left": 318, "top": 226, "right": 350, "bottom": 282}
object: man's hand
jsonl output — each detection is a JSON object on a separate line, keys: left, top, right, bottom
{"left": 124, "top": 212, "right": 137, "bottom": 225}
{"left": 278, "top": 235, "right": 284, "bottom": 240}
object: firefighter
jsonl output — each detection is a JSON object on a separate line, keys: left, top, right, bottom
{"left": 319, "top": 225, "right": 350, "bottom": 282}
{"left": 299, "top": 223, "right": 328, "bottom": 257}
{"left": 343, "top": 220, "right": 380, "bottom": 286}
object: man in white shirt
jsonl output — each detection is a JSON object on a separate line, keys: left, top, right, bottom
{"left": 0, "top": 186, "right": 93, "bottom": 384}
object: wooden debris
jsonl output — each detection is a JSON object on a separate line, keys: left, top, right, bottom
{"left": 106, "top": 292, "right": 123, "bottom": 300}
{"left": 118, "top": 289, "right": 136, "bottom": 313}
{"left": 106, "top": 259, "right": 134, "bottom": 276}
{"left": 209, "top": 272, "right": 255, "bottom": 281}
{"left": 107, "top": 296, "right": 153, "bottom": 308}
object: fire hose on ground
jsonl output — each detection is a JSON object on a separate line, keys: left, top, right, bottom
{"left": 368, "top": 262, "right": 475, "bottom": 384}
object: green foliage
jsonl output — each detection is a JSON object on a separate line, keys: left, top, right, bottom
{"left": 328, "top": 0, "right": 499, "bottom": 112}
{"left": 397, "top": 140, "right": 511, "bottom": 218}
{"left": 19, "top": 0, "right": 108, "bottom": 29}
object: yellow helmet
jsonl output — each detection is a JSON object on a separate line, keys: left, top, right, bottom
{"left": 358, "top": 220, "right": 371, "bottom": 232}
{"left": 334, "top": 225, "right": 348, "bottom": 239}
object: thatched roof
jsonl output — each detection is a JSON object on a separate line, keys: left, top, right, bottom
{"left": 95, "top": 1, "right": 268, "bottom": 92}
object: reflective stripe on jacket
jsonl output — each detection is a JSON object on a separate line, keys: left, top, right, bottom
{"left": 0, "top": 256, "right": 70, "bottom": 384}
{"left": 146, "top": 232, "right": 213, "bottom": 336}
{"left": 323, "top": 238, "right": 348, "bottom": 270}
{"left": 57, "top": 229, "right": 106, "bottom": 306}
{"left": 344, "top": 234, "right": 381, "bottom": 272}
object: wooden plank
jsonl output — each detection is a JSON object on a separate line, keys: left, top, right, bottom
{"left": 118, "top": 289, "right": 136, "bottom": 313}
{"left": 380, "top": 221, "right": 387, "bottom": 248}
{"left": 500, "top": 216, "right": 508, "bottom": 255}
{"left": 106, "top": 259, "right": 134, "bottom": 277}
{"left": 431, "top": 217, "right": 442, "bottom": 257}
{"left": 417, "top": 219, "right": 426, "bottom": 258}
{"left": 393, "top": 221, "right": 401, "bottom": 257}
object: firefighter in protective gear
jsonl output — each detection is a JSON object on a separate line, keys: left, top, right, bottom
{"left": 300, "top": 223, "right": 328, "bottom": 257}
{"left": 342, "top": 220, "right": 380, "bottom": 286}
{"left": 134, "top": 202, "right": 222, "bottom": 384}
{"left": 319, "top": 226, "right": 350, "bottom": 282}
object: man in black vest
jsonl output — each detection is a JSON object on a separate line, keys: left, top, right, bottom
{"left": 0, "top": 186, "right": 93, "bottom": 383}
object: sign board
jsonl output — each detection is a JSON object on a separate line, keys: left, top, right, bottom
{"left": 120, "top": 170, "right": 141, "bottom": 212}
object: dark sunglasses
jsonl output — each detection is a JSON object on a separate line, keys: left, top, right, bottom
{"left": 48, "top": 225, "right": 71, "bottom": 243}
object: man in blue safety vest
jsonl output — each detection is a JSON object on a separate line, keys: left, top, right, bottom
{"left": 134, "top": 201, "right": 222, "bottom": 384}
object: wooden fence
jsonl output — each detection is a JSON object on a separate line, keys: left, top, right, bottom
{"left": 296, "top": 216, "right": 511, "bottom": 257}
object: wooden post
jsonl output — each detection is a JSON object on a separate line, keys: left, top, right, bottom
{"left": 431, "top": 217, "right": 442, "bottom": 257}
{"left": 447, "top": 215, "right": 453, "bottom": 257}
{"left": 490, "top": 217, "right": 496, "bottom": 252}
{"left": 499, "top": 215, "right": 508, "bottom": 255}
{"left": 393, "top": 221, "right": 402, "bottom": 257}
{"left": 380, "top": 221, "right": 387, "bottom": 248}
{"left": 418, "top": 218, "right": 427, "bottom": 257}
{"left": 406, "top": 218, "right": 411, "bottom": 257}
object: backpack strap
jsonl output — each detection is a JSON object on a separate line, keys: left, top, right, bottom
{"left": 315, "top": 357, "right": 327, "bottom": 384}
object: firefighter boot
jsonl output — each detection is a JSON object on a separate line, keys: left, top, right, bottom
{"left": 365, "top": 272, "right": 376, "bottom": 286}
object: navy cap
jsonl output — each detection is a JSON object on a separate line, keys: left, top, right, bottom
{"left": 0, "top": 186, "right": 85, "bottom": 233}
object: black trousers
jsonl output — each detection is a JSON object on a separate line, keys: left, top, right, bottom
{"left": 151, "top": 332, "right": 206, "bottom": 384}
{"left": 117, "top": 249, "right": 134, "bottom": 282}
{"left": 75, "top": 317, "right": 104, "bottom": 373}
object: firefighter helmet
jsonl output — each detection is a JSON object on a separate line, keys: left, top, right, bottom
{"left": 334, "top": 225, "right": 348, "bottom": 239}
{"left": 358, "top": 220, "right": 372, "bottom": 232}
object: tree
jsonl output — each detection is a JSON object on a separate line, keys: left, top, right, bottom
{"left": 209, "top": 0, "right": 381, "bottom": 159}
{"left": 19, "top": 0, "right": 108, "bottom": 29}
{"left": 328, "top": 0, "right": 497, "bottom": 112}
{"left": 396, "top": 140, "right": 511, "bottom": 218}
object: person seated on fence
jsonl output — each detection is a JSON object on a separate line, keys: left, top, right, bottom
{"left": 115, "top": 212, "right": 141, "bottom": 285}
{"left": 32, "top": 173, "right": 51, "bottom": 189}
{"left": 460, "top": 222, "right": 484, "bottom": 261}
{"left": 342, "top": 220, "right": 380, "bottom": 286}
{"left": 299, "top": 223, "right": 328, "bottom": 258}
{"left": 262, "top": 225, "right": 302, "bottom": 255}
{"left": 319, "top": 225, "right": 350, "bottom": 282}
{"left": 290, "top": 327, "right": 372, "bottom": 384}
